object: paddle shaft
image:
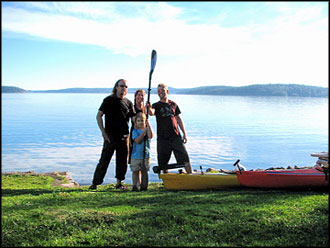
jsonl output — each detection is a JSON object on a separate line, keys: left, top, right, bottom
{"left": 142, "top": 50, "right": 157, "bottom": 179}
{"left": 146, "top": 50, "right": 156, "bottom": 119}
{"left": 152, "top": 163, "right": 186, "bottom": 174}
{"left": 146, "top": 71, "right": 152, "bottom": 119}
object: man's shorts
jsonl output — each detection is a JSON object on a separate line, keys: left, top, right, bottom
{"left": 130, "top": 158, "right": 151, "bottom": 172}
{"left": 157, "top": 137, "right": 190, "bottom": 168}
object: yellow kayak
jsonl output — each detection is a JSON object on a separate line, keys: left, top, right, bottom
{"left": 159, "top": 172, "right": 240, "bottom": 190}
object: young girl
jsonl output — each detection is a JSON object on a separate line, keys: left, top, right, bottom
{"left": 130, "top": 112, "right": 153, "bottom": 191}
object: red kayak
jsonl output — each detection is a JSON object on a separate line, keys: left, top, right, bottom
{"left": 235, "top": 166, "right": 328, "bottom": 189}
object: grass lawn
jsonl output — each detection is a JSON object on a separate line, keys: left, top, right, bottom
{"left": 1, "top": 173, "right": 329, "bottom": 247}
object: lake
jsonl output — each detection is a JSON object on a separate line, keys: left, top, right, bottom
{"left": 1, "top": 93, "right": 328, "bottom": 185}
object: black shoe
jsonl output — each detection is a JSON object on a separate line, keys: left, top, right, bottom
{"left": 140, "top": 187, "right": 148, "bottom": 191}
{"left": 132, "top": 186, "right": 139, "bottom": 191}
{"left": 115, "top": 184, "right": 127, "bottom": 190}
{"left": 89, "top": 184, "right": 97, "bottom": 190}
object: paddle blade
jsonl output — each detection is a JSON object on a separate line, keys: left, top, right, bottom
{"left": 150, "top": 50, "right": 157, "bottom": 73}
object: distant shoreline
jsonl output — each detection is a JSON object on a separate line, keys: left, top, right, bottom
{"left": 2, "top": 84, "right": 328, "bottom": 97}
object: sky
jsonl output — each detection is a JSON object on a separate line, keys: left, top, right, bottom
{"left": 1, "top": 1, "right": 329, "bottom": 90}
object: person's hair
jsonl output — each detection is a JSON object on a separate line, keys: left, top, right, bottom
{"left": 112, "top": 79, "right": 126, "bottom": 94}
{"left": 157, "top": 83, "right": 168, "bottom": 89}
{"left": 134, "top": 89, "right": 146, "bottom": 105}
{"left": 134, "top": 112, "right": 147, "bottom": 129}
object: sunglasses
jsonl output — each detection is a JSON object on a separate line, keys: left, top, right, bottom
{"left": 118, "top": 85, "right": 128, "bottom": 88}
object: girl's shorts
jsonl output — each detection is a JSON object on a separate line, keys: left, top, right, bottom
{"left": 130, "top": 158, "right": 150, "bottom": 172}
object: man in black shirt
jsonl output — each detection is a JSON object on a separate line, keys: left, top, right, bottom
{"left": 148, "top": 83, "right": 192, "bottom": 174}
{"left": 89, "top": 79, "right": 135, "bottom": 190}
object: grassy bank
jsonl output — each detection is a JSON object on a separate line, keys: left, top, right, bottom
{"left": 2, "top": 173, "right": 329, "bottom": 247}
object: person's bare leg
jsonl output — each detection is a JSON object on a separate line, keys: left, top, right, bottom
{"left": 140, "top": 168, "right": 149, "bottom": 190}
{"left": 132, "top": 171, "right": 139, "bottom": 190}
{"left": 185, "top": 162, "right": 192, "bottom": 174}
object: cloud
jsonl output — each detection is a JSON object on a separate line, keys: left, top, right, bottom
{"left": 2, "top": 2, "right": 328, "bottom": 87}
{"left": 3, "top": 2, "right": 326, "bottom": 56}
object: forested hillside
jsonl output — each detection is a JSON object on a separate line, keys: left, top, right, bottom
{"left": 2, "top": 84, "right": 328, "bottom": 97}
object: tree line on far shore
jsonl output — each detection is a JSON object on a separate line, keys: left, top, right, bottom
{"left": 2, "top": 84, "right": 328, "bottom": 97}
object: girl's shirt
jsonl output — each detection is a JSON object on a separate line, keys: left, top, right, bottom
{"left": 131, "top": 128, "right": 150, "bottom": 159}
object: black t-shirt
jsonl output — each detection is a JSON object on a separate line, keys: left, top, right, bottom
{"left": 152, "top": 100, "right": 181, "bottom": 139}
{"left": 99, "top": 94, "right": 135, "bottom": 139}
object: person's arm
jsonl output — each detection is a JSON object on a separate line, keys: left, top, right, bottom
{"left": 134, "top": 120, "right": 153, "bottom": 144}
{"left": 146, "top": 119, "right": 154, "bottom": 139}
{"left": 96, "top": 110, "right": 110, "bottom": 143}
{"left": 134, "top": 129, "right": 147, "bottom": 144}
{"left": 176, "top": 114, "right": 187, "bottom": 143}
{"left": 146, "top": 102, "right": 155, "bottom": 116}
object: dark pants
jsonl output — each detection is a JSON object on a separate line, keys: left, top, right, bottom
{"left": 92, "top": 138, "right": 129, "bottom": 185}
{"left": 157, "top": 137, "right": 190, "bottom": 169}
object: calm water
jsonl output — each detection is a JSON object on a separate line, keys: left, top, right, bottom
{"left": 2, "top": 93, "right": 328, "bottom": 185}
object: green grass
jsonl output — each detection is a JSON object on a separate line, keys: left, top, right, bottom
{"left": 2, "top": 174, "right": 329, "bottom": 247}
